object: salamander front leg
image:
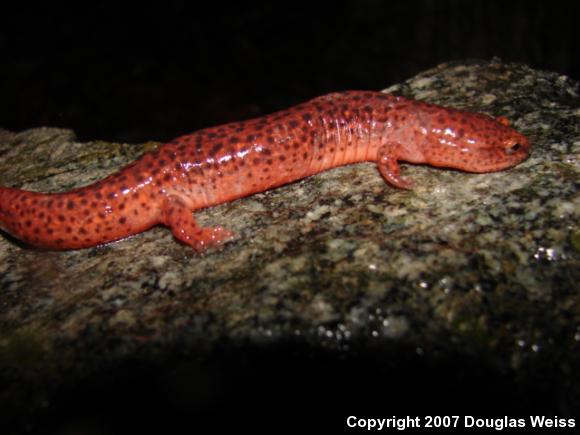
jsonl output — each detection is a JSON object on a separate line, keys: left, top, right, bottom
{"left": 161, "top": 196, "right": 234, "bottom": 252}
{"left": 377, "top": 143, "right": 414, "bottom": 190}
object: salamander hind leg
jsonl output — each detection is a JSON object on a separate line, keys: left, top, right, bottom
{"left": 377, "top": 143, "right": 414, "bottom": 190}
{"left": 161, "top": 195, "right": 234, "bottom": 252}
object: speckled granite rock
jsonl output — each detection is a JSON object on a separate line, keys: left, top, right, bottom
{"left": 1, "top": 59, "right": 579, "bottom": 432}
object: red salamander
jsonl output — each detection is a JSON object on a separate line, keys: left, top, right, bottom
{"left": 0, "top": 91, "right": 530, "bottom": 251}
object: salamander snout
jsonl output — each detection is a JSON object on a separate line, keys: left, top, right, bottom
{"left": 469, "top": 124, "right": 531, "bottom": 172}
{"left": 462, "top": 126, "right": 531, "bottom": 173}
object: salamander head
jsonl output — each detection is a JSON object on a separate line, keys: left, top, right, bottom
{"left": 422, "top": 110, "right": 531, "bottom": 173}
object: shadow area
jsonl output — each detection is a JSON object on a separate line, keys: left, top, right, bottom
{"left": 8, "top": 339, "right": 575, "bottom": 434}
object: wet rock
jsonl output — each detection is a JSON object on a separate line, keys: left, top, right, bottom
{"left": 1, "top": 58, "right": 578, "bottom": 432}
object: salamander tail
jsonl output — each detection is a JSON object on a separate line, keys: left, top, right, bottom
{"left": 0, "top": 185, "right": 159, "bottom": 250}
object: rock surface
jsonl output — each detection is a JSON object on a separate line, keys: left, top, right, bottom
{"left": 1, "top": 59, "right": 579, "bottom": 432}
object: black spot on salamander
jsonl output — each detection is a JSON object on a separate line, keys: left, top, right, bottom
{"left": 209, "top": 142, "right": 223, "bottom": 156}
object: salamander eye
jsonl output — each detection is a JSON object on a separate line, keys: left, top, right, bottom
{"left": 505, "top": 141, "right": 521, "bottom": 155}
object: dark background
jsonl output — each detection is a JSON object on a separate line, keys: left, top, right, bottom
{"left": 1, "top": 0, "right": 578, "bottom": 144}
{"left": 2, "top": 1, "right": 579, "bottom": 433}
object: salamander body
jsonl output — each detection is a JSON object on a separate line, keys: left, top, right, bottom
{"left": 0, "top": 91, "right": 530, "bottom": 250}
